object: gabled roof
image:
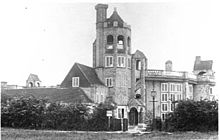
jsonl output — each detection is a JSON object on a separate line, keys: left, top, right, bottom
{"left": 132, "top": 50, "right": 146, "bottom": 59}
{"left": 60, "top": 63, "right": 104, "bottom": 88}
{"left": 27, "top": 74, "right": 41, "bottom": 82}
{"left": 128, "top": 98, "right": 144, "bottom": 107}
{"left": 194, "top": 60, "right": 213, "bottom": 71}
{"left": 106, "top": 10, "right": 124, "bottom": 27}
{"left": 76, "top": 63, "right": 104, "bottom": 86}
{"left": 2, "top": 87, "right": 93, "bottom": 104}
{"left": 107, "top": 10, "right": 124, "bottom": 23}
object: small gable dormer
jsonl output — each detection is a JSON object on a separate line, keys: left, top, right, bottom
{"left": 26, "top": 74, "right": 41, "bottom": 88}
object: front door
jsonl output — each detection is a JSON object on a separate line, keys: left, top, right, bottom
{"left": 129, "top": 107, "right": 138, "bottom": 125}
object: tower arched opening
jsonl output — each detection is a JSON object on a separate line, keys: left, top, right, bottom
{"left": 117, "top": 35, "right": 124, "bottom": 49}
{"left": 107, "top": 35, "right": 114, "bottom": 49}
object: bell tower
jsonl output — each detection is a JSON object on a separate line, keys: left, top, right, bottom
{"left": 93, "top": 4, "right": 132, "bottom": 106}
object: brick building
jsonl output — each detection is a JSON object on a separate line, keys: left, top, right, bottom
{"left": 1, "top": 4, "right": 215, "bottom": 126}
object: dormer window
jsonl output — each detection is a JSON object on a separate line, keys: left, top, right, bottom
{"left": 113, "top": 21, "right": 118, "bottom": 27}
{"left": 72, "top": 77, "right": 79, "bottom": 87}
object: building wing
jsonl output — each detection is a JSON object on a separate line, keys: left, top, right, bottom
{"left": 60, "top": 63, "right": 104, "bottom": 88}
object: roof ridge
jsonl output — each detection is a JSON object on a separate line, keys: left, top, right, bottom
{"left": 76, "top": 63, "right": 93, "bottom": 85}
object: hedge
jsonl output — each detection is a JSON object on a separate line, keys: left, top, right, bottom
{"left": 1, "top": 96, "right": 113, "bottom": 131}
{"left": 164, "top": 100, "right": 218, "bottom": 132}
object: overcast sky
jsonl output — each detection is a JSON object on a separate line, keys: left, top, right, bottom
{"left": 0, "top": 0, "right": 219, "bottom": 96}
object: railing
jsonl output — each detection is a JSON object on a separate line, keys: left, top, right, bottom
{"left": 146, "top": 69, "right": 197, "bottom": 80}
{"left": 187, "top": 73, "right": 197, "bottom": 79}
{"left": 197, "top": 75, "right": 215, "bottom": 82}
{"left": 162, "top": 71, "right": 184, "bottom": 77}
{"left": 146, "top": 69, "right": 184, "bottom": 77}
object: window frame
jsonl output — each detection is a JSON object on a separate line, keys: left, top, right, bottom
{"left": 105, "top": 56, "right": 113, "bottom": 67}
{"left": 161, "top": 103, "right": 168, "bottom": 112}
{"left": 161, "top": 83, "right": 168, "bottom": 92}
{"left": 72, "top": 77, "right": 79, "bottom": 87}
{"left": 117, "top": 56, "right": 125, "bottom": 67}
{"left": 170, "top": 103, "right": 175, "bottom": 112}
{"left": 105, "top": 77, "right": 113, "bottom": 87}
{"left": 161, "top": 93, "right": 168, "bottom": 102}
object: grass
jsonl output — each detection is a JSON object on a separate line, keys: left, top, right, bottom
{"left": 1, "top": 127, "right": 218, "bottom": 140}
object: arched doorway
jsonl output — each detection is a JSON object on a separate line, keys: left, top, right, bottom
{"left": 29, "top": 82, "right": 33, "bottom": 87}
{"left": 129, "top": 107, "right": 138, "bottom": 125}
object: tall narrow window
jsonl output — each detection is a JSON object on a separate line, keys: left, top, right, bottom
{"left": 161, "top": 83, "right": 168, "bottom": 92}
{"left": 105, "top": 56, "right": 113, "bottom": 67}
{"left": 106, "top": 77, "right": 113, "bottom": 87}
{"left": 118, "top": 108, "right": 122, "bottom": 118}
{"left": 170, "top": 93, "right": 175, "bottom": 101}
{"left": 127, "top": 58, "right": 131, "bottom": 68}
{"left": 170, "top": 83, "right": 175, "bottom": 92}
{"left": 171, "top": 103, "right": 175, "bottom": 111}
{"left": 72, "top": 77, "right": 79, "bottom": 87}
{"left": 127, "top": 37, "right": 131, "bottom": 54}
{"left": 136, "top": 60, "right": 141, "bottom": 70}
{"left": 117, "top": 56, "right": 125, "bottom": 67}
{"left": 162, "top": 103, "right": 168, "bottom": 112}
{"left": 117, "top": 35, "right": 124, "bottom": 49}
{"left": 161, "top": 93, "right": 168, "bottom": 102}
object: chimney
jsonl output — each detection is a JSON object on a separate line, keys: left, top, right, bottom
{"left": 165, "top": 60, "right": 172, "bottom": 71}
{"left": 95, "top": 4, "right": 108, "bottom": 23}
{"left": 195, "top": 56, "right": 201, "bottom": 64}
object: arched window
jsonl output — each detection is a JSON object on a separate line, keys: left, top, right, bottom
{"left": 107, "top": 35, "right": 113, "bottom": 49}
{"left": 107, "top": 35, "right": 113, "bottom": 44}
{"left": 117, "top": 35, "right": 124, "bottom": 49}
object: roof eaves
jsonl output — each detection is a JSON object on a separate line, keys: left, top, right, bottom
{"left": 76, "top": 63, "right": 92, "bottom": 86}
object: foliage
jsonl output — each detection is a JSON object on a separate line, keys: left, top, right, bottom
{"left": 164, "top": 100, "right": 218, "bottom": 132}
{"left": 1, "top": 95, "right": 115, "bottom": 131}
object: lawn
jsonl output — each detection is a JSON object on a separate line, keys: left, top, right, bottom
{"left": 1, "top": 127, "right": 218, "bottom": 140}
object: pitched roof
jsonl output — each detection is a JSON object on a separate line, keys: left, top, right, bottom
{"left": 2, "top": 87, "right": 93, "bottom": 104}
{"left": 106, "top": 10, "right": 124, "bottom": 27}
{"left": 128, "top": 98, "right": 144, "bottom": 107}
{"left": 76, "top": 63, "right": 104, "bottom": 86}
{"left": 27, "top": 74, "right": 41, "bottom": 82}
{"left": 133, "top": 50, "right": 146, "bottom": 59}
{"left": 194, "top": 60, "right": 213, "bottom": 71}
{"left": 60, "top": 63, "right": 104, "bottom": 88}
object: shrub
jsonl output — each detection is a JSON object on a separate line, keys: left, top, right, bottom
{"left": 164, "top": 100, "right": 218, "bottom": 132}
{"left": 1, "top": 96, "right": 115, "bottom": 131}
